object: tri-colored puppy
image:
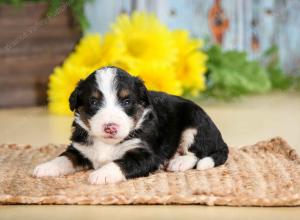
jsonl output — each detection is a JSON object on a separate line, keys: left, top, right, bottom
{"left": 33, "top": 66, "right": 228, "bottom": 184}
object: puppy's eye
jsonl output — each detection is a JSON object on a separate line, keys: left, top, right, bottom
{"left": 89, "top": 97, "right": 99, "bottom": 106}
{"left": 122, "top": 98, "right": 131, "bottom": 106}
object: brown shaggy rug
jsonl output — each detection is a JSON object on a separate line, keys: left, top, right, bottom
{"left": 0, "top": 137, "right": 299, "bottom": 206}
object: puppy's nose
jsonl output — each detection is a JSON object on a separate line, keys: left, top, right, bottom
{"left": 103, "top": 123, "right": 119, "bottom": 135}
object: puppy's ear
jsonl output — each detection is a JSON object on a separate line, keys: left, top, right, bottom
{"left": 134, "top": 77, "right": 149, "bottom": 107}
{"left": 69, "top": 80, "right": 83, "bottom": 111}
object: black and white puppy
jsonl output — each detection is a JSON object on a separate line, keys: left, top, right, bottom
{"left": 33, "top": 66, "right": 228, "bottom": 184}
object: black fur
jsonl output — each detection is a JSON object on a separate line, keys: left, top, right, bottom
{"left": 65, "top": 66, "right": 228, "bottom": 180}
{"left": 60, "top": 144, "right": 93, "bottom": 169}
{"left": 115, "top": 147, "right": 160, "bottom": 179}
{"left": 70, "top": 122, "right": 91, "bottom": 145}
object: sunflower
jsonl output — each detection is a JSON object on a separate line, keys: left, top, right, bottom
{"left": 111, "top": 12, "right": 177, "bottom": 68}
{"left": 48, "top": 63, "right": 94, "bottom": 115}
{"left": 66, "top": 34, "right": 102, "bottom": 69}
{"left": 173, "top": 30, "right": 208, "bottom": 95}
{"left": 97, "top": 33, "right": 125, "bottom": 67}
{"left": 130, "top": 63, "right": 182, "bottom": 96}
{"left": 48, "top": 34, "right": 125, "bottom": 115}
{"left": 66, "top": 33, "right": 124, "bottom": 69}
{"left": 48, "top": 12, "right": 208, "bottom": 115}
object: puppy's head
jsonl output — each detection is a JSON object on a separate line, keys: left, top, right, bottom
{"left": 69, "top": 66, "right": 149, "bottom": 144}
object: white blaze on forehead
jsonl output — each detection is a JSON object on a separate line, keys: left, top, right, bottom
{"left": 95, "top": 67, "right": 118, "bottom": 107}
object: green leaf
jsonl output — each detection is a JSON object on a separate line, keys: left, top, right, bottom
{"left": 204, "top": 45, "right": 271, "bottom": 99}
{"left": 262, "top": 45, "right": 293, "bottom": 90}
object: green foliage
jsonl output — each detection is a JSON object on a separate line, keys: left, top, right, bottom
{"left": 263, "top": 45, "right": 293, "bottom": 90}
{"left": 294, "top": 76, "right": 300, "bottom": 91}
{"left": 69, "top": 0, "right": 91, "bottom": 31}
{"left": 0, "top": 0, "right": 92, "bottom": 30}
{"left": 204, "top": 45, "right": 271, "bottom": 99}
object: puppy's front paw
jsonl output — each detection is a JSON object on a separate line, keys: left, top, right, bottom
{"left": 88, "top": 162, "right": 126, "bottom": 185}
{"left": 167, "top": 155, "right": 198, "bottom": 172}
{"left": 33, "top": 156, "right": 74, "bottom": 177}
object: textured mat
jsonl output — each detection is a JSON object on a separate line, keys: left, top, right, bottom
{"left": 0, "top": 137, "right": 299, "bottom": 206}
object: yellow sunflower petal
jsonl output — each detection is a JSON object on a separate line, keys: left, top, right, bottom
{"left": 48, "top": 12, "right": 208, "bottom": 115}
{"left": 130, "top": 63, "right": 183, "bottom": 96}
{"left": 173, "top": 30, "right": 207, "bottom": 95}
{"left": 66, "top": 34, "right": 102, "bottom": 68}
{"left": 111, "top": 12, "right": 178, "bottom": 68}
{"left": 48, "top": 63, "right": 94, "bottom": 115}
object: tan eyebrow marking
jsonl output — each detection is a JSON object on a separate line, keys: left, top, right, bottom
{"left": 78, "top": 106, "right": 91, "bottom": 129}
{"left": 92, "top": 90, "right": 102, "bottom": 98}
{"left": 119, "top": 89, "right": 129, "bottom": 98}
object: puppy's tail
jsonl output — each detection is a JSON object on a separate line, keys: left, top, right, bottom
{"left": 196, "top": 143, "right": 228, "bottom": 170}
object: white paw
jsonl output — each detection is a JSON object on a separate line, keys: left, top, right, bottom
{"left": 88, "top": 162, "right": 126, "bottom": 185}
{"left": 196, "top": 157, "right": 215, "bottom": 170}
{"left": 33, "top": 156, "right": 74, "bottom": 177}
{"left": 167, "top": 155, "right": 198, "bottom": 172}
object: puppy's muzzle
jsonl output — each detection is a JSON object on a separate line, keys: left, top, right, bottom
{"left": 103, "top": 123, "right": 119, "bottom": 136}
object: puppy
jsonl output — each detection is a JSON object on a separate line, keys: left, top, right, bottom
{"left": 33, "top": 66, "right": 228, "bottom": 184}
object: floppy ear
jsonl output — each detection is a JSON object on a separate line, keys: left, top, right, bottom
{"left": 69, "top": 80, "right": 83, "bottom": 111}
{"left": 134, "top": 77, "right": 149, "bottom": 107}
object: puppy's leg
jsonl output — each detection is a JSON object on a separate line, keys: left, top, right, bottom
{"left": 88, "top": 147, "right": 159, "bottom": 185}
{"left": 167, "top": 154, "right": 198, "bottom": 172}
{"left": 88, "top": 162, "right": 126, "bottom": 185}
{"left": 33, "top": 144, "right": 92, "bottom": 177}
{"left": 167, "top": 128, "right": 198, "bottom": 172}
{"left": 193, "top": 133, "right": 228, "bottom": 170}
{"left": 196, "top": 145, "right": 228, "bottom": 170}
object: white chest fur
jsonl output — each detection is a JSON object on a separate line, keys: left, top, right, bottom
{"left": 73, "top": 138, "right": 141, "bottom": 169}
